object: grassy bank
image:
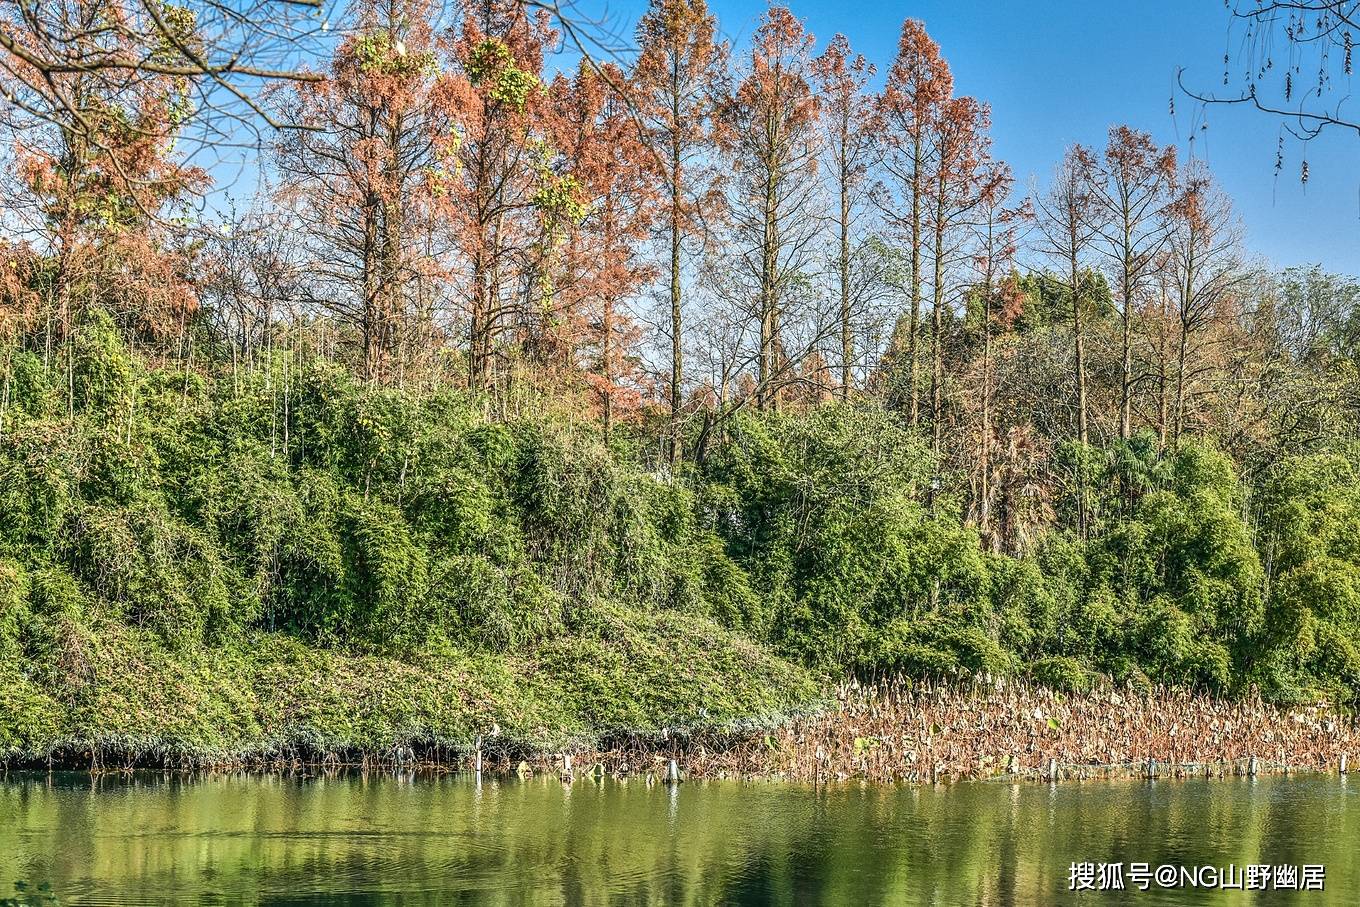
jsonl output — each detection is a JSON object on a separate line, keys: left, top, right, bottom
{"left": 0, "top": 607, "right": 817, "bottom": 766}
{"left": 0, "top": 316, "right": 831, "bottom": 765}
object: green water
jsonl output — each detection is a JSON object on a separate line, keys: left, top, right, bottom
{"left": 0, "top": 771, "right": 1357, "bottom": 904}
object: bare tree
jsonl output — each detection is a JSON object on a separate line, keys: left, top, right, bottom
{"left": 811, "top": 33, "right": 876, "bottom": 400}
{"left": 715, "top": 5, "right": 821, "bottom": 411}
{"left": 1034, "top": 144, "right": 1102, "bottom": 448}
{"left": 1089, "top": 126, "right": 1176, "bottom": 441}
{"left": 1034, "top": 145, "right": 1102, "bottom": 538}
{"left": 969, "top": 163, "right": 1024, "bottom": 548}
{"left": 1166, "top": 160, "right": 1249, "bottom": 443}
{"left": 198, "top": 207, "right": 304, "bottom": 372}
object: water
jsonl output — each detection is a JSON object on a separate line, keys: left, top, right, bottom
{"left": 0, "top": 771, "right": 1356, "bottom": 904}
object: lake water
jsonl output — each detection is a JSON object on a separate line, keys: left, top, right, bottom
{"left": 0, "top": 771, "right": 1356, "bottom": 904}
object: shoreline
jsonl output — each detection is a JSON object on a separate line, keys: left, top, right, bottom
{"left": 1, "top": 759, "right": 1351, "bottom": 786}
{"left": 7, "top": 679, "right": 1357, "bottom": 784}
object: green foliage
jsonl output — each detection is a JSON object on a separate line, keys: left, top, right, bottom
{"left": 466, "top": 38, "right": 538, "bottom": 111}
{"left": 354, "top": 29, "right": 437, "bottom": 78}
{"left": 866, "top": 617, "right": 1016, "bottom": 677}
{"left": 0, "top": 561, "right": 30, "bottom": 661}
{"left": 1255, "top": 452, "right": 1360, "bottom": 701}
{"left": 70, "top": 309, "right": 135, "bottom": 413}
{"left": 10, "top": 312, "right": 1360, "bottom": 763}
{"left": 69, "top": 501, "right": 232, "bottom": 647}
{"left": 0, "top": 319, "right": 822, "bottom": 759}
{"left": 701, "top": 405, "right": 993, "bottom": 671}
{"left": 1027, "top": 656, "right": 1095, "bottom": 693}
{"left": 1011, "top": 269, "right": 1114, "bottom": 332}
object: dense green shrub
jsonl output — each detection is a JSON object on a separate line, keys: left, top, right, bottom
{"left": 1028, "top": 655, "right": 1096, "bottom": 693}
{"left": 700, "top": 405, "right": 997, "bottom": 670}
{"left": 1254, "top": 452, "right": 1360, "bottom": 700}
{"left": 0, "top": 560, "right": 30, "bottom": 661}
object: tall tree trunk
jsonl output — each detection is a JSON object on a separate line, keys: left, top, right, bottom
{"left": 362, "top": 197, "right": 381, "bottom": 382}
{"left": 1071, "top": 256, "right": 1089, "bottom": 539}
{"left": 757, "top": 148, "right": 778, "bottom": 411}
{"left": 1072, "top": 260, "right": 1088, "bottom": 446}
{"left": 383, "top": 108, "right": 406, "bottom": 382}
{"left": 1120, "top": 259, "right": 1133, "bottom": 441}
{"left": 469, "top": 247, "right": 487, "bottom": 390}
{"left": 838, "top": 145, "right": 852, "bottom": 400}
{"left": 602, "top": 293, "right": 614, "bottom": 441}
{"left": 1174, "top": 320, "right": 1189, "bottom": 444}
{"left": 980, "top": 280, "right": 993, "bottom": 547}
{"left": 468, "top": 125, "right": 495, "bottom": 393}
{"left": 1157, "top": 289, "right": 1169, "bottom": 449}
{"left": 931, "top": 219, "right": 944, "bottom": 458}
{"left": 908, "top": 136, "right": 922, "bottom": 425}
{"left": 1173, "top": 235, "right": 1196, "bottom": 446}
{"left": 667, "top": 60, "right": 684, "bottom": 468}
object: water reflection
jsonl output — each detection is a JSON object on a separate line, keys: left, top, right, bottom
{"left": 0, "top": 771, "right": 1356, "bottom": 905}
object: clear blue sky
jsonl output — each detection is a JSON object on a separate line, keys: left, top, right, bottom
{"left": 695, "top": 0, "right": 1360, "bottom": 274}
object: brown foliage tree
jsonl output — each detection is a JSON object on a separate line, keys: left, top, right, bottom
{"left": 876, "top": 18, "right": 952, "bottom": 424}
{"left": 811, "top": 33, "right": 876, "bottom": 400}
{"left": 632, "top": 0, "right": 725, "bottom": 464}
{"left": 273, "top": 0, "right": 452, "bottom": 382}
{"left": 1, "top": 0, "right": 207, "bottom": 360}
{"left": 716, "top": 5, "right": 820, "bottom": 411}
{"left": 545, "top": 62, "right": 660, "bottom": 437}
{"left": 440, "top": 0, "right": 556, "bottom": 392}
{"left": 968, "top": 165, "right": 1025, "bottom": 547}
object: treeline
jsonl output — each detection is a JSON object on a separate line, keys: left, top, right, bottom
{"left": 3, "top": 0, "right": 1360, "bottom": 752}
{"left": 3, "top": 1, "right": 1347, "bottom": 521}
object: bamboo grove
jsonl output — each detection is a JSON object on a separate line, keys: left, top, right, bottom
{"left": 3, "top": 0, "right": 1360, "bottom": 760}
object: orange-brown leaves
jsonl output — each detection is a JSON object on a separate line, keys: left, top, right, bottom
{"left": 933, "top": 96, "right": 991, "bottom": 199}
{"left": 811, "top": 33, "right": 878, "bottom": 211}
{"left": 543, "top": 63, "right": 661, "bottom": 426}
{"left": 272, "top": 0, "right": 459, "bottom": 379}
{"left": 879, "top": 19, "right": 953, "bottom": 143}
{"left": 633, "top": 0, "right": 726, "bottom": 145}
{"left": 632, "top": 0, "right": 726, "bottom": 224}
{"left": 1106, "top": 125, "right": 1178, "bottom": 189}
{"left": 730, "top": 6, "right": 819, "bottom": 143}
{"left": 718, "top": 6, "right": 820, "bottom": 175}
{"left": 1, "top": 0, "right": 207, "bottom": 340}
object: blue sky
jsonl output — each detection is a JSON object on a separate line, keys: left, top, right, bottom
{"left": 695, "top": 0, "right": 1360, "bottom": 273}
